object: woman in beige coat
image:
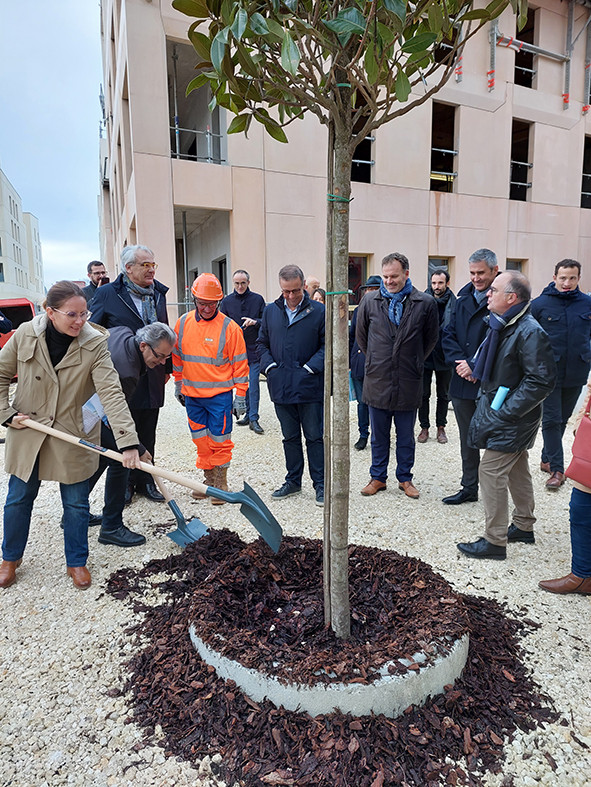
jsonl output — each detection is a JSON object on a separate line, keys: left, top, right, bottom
{"left": 0, "top": 281, "right": 141, "bottom": 590}
{"left": 539, "top": 380, "right": 591, "bottom": 595}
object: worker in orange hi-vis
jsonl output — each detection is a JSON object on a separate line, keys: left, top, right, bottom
{"left": 172, "top": 273, "right": 249, "bottom": 504}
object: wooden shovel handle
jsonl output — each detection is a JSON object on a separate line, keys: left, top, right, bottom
{"left": 20, "top": 418, "right": 209, "bottom": 496}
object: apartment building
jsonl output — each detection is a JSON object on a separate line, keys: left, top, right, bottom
{"left": 99, "top": 0, "right": 591, "bottom": 310}
{"left": 0, "top": 165, "right": 44, "bottom": 305}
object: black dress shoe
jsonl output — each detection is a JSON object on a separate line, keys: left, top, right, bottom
{"left": 236, "top": 414, "right": 249, "bottom": 426}
{"left": 442, "top": 489, "right": 478, "bottom": 505}
{"left": 354, "top": 436, "right": 368, "bottom": 451}
{"left": 98, "top": 526, "right": 146, "bottom": 547}
{"left": 137, "top": 482, "right": 165, "bottom": 502}
{"left": 249, "top": 420, "right": 264, "bottom": 434}
{"left": 457, "top": 537, "right": 506, "bottom": 560}
{"left": 124, "top": 482, "right": 135, "bottom": 506}
{"left": 507, "top": 523, "right": 535, "bottom": 543}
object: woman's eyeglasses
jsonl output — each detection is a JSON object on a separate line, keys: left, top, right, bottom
{"left": 53, "top": 309, "right": 91, "bottom": 320}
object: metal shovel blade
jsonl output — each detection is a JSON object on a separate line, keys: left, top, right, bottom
{"left": 205, "top": 481, "right": 283, "bottom": 553}
{"left": 165, "top": 498, "right": 209, "bottom": 547}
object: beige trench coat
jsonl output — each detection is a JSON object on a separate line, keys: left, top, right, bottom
{"left": 572, "top": 381, "right": 591, "bottom": 495}
{"left": 0, "top": 314, "right": 138, "bottom": 483}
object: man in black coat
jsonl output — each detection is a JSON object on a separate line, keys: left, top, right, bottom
{"left": 349, "top": 275, "right": 381, "bottom": 451}
{"left": 441, "top": 249, "right": 498, "bottom": 504}
{"left": 220, "top": 269, "right": 266, "bottom": 434}
{"left": 89, "top": 244, "right": 170, "bottom": 504}
{"left": 82, "top": 261, "right": 108, "bottom": 303}
{"left": 0, "top": 310, "right": 13, "bottom": 335}
{"left": 257, "top": 264, "right": 325, "bottom": 506}
{"left": 457, "top": 271, "right": 556, "bottom": 560}
{"left": 356, "top": 252, "right": 439, "bottom": 499}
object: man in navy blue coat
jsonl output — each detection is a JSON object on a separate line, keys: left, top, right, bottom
{"left": 89, "top": 244, "right": 170, "bottom": 504}
{"left": 220, "top": 269, "right": 266, "bottom": 434}
{"left": 531, "top": 259, "right": 591, "bottom": 490}
{"left": 441, "top": 248, "right": 498, "bottom": 504}
{"left": 257, "top": 264, "right": 325, "bottom": 506}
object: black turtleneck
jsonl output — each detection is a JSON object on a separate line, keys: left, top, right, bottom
{"left": 46, "top": 320, "right": 75, "bottom": 367}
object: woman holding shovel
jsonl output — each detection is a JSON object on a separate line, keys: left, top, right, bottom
{"left": 0, "top": 281, "right": 141, "bottom": 590}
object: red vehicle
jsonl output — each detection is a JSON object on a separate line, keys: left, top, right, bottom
{"left": 0, "top": 298, "right": 37, "bottom": 349}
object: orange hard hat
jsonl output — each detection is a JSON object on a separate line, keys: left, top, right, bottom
{"left": 191, "top": 273, "right": 223, "bottom": 301}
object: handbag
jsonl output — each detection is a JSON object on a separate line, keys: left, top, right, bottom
{"left": 565, "top": 405, "right": 591, "bottom": 488}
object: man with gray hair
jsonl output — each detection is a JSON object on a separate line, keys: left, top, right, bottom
{"left": 89, "top": 245, "right": 170, "bottom": 504}
{"left": 457, "top": 271, "right": 556, "bottom": 560}
{"left": 441, "top": 248, "right": 498, "bottom": 505}
{"left": 86, "top": 322, "right": 176, "bottom": 547}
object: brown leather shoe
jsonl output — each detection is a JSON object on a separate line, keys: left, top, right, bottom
{"left": 417, "top": 428, "right": 429, "bottom": 443}
{"left": 67, "top": 566, "right": 91, "bottom": 590}
{"left": 540, "top": 461, "right": 551, "bottom": 474}
{"left": 0, "top": 559, "right": 22, "bottom": 589}
{"left": 437, "top": 427, "right": 448, "bottom": 444}
{"left": 361, "top": 479, "right": 387, "bottom": 496}
{"left": 539, "top": 573, "right": 591, "bottom": 595}
{"left": 545, "top": 471, "right": 565, "bottom": 490}
{"left": 398, "top": 481, "right": 420, "bottom": 499}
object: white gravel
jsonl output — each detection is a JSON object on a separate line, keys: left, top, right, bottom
{"left": 1, "top": 381, "right": 590, "bottom": 787}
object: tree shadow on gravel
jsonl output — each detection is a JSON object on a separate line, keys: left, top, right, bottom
{"left": 105, "top": 529, "right": 559, "bottom": 786}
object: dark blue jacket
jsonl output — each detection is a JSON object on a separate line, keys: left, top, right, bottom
{"left": 257, "top": 292, "right": 325, "bottom": 404}
{"left": 424, "top": 286, "right": 456, "bottom": 371}
{"left": 0, "top": 310, "right": 12, "bottom": 335}
{"left": 530, "top": 283, "right": 591, "bottom": 387}
{"left": 441, "top": 282, "right": 490, "bottom": 400}
{"left": 220, "top": 288, "right": 266, "bottom": 364}
{"left": 89, "top": 273, "right": 169, "bottom": 409}
{"left": 349, "top": 308, "right": 365, "bottom": 379}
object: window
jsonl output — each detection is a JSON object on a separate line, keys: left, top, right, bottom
{"left": 514, "top": 9, "right": 536, "bottom": 89}
{"left": 213, "top": 256, "right": 227, "bottom": 293}
{"left": 510, "top": 120, "right": 532, "bottom": 201}
{"left": 428, "top": 257, "right": 451, "bottom": 284}
{"left": 0, "top": 263, "right": 4, "bottom": 283}
{"left": 506, "top": 259, "right": 526, "bottom": 272}
{"left": 351, "top": 135, "right": 374, "bottom": 183}
{"left": 582, "top": 137, "right": 591, "bottom": 209}
{"left": 430, "top": 102, "right": 457, "bottom": 192}
{"left": 348, "top": 256, "right": 368, "bottom": 305}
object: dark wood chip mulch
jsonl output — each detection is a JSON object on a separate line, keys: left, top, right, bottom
{"left": 106, "top": 529, "right": 559, "bottom": 787}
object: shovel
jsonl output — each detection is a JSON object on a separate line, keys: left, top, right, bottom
{"left": 20, "top": 419, "right": 283, "bottom": 553}
{"left": 152, "top": 476, "right": 209, "bottom": 547}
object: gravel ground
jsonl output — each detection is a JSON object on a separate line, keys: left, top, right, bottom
{"left": 1, "top": 381, "right": 590, "bottom": 787}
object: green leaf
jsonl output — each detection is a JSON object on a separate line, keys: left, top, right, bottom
{"left": 377, "top": 21, "right": 396, "bottom": 47}
{"left": 400, "top": 31, "right": 437, "bottom": 53}
{"left": 211, "top": 27, "right": 229, "bottom": 74}
{"left": 189, "top": 28, "right": 212, "bottom": 61}
{"left": 485, "top": 0, "right": 512, "bottom": 20}
{"left": 236, "top": 43, "right": 260, "bottom": 77}
{"left": 395, "top": 69, "right": 411, "bottom": 102}
{"left": 460, "top": 9, "right": 490, "bottom": 20}
{"left": 267, "top": 19, "right": 285, "bottom": 38}
{"left": 172, "top": 0, "right": 209, "bottom": 18}
{"left": 364, "top": 45, "right": 379, "bottom": 85}
{"left": 258, "top": 115, "right": 288, "bottom": 143}
{"left": 186, "top": 73, "right": 211, "bottom": 95}
{"left": 227, "top": 114, "right": 250, "bottom": 134}
{"left": 323, "top": 7, "right": 366, "bottom": 37}
{"left": 230, "top": 8, "right": 248, "bottom": 40}
{"left": 382, "top": 0, "right": 406, "bottom": 22}
{"left": 427, "top": 5, "right": 444, "bottom": 32}
{"left": 281, "top": 31, "right": 300, "bottom": 75}
{"left": 249, "top": 12, "right": 269, "bottom": 35}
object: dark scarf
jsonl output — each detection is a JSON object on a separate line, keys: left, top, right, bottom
{"left": 472, "top": 302, "right": 529, "bottom": 384}
{"left": 122, "top": 272, "right": 157, "bottom": 325}
{"left": 379, "top": 277, "right": 413, "bottom": 326}
{"left": 46, "top": 320, "right": 75, "bottom": 367}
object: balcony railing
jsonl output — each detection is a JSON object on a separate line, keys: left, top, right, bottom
{"left": 170, "top": 125, "right": 225, "bottom": 164}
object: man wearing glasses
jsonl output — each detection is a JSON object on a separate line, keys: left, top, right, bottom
{"left": 88, "top": 245, "right": 170, "bottom": 505}
{"left": 257, "top": 264, "right": 325, "bottom": 506}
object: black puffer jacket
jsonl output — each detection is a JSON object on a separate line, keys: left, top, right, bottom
{"left": 356, "top": 287, "right": 439, "bottom": 410}
{"left": 468, "top": 309, "right": 556, "bottom": 453}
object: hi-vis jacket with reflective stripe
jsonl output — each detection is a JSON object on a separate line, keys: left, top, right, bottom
{"left": 172, "top": 309, "right": 249, "bottom": 399}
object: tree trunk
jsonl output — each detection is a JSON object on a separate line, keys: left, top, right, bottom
{"left": 324, "top": 119, "right": 353, "bottom": 640}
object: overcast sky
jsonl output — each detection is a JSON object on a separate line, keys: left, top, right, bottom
{"left": 0, "top": 2, "right": 103, "bottom": 287}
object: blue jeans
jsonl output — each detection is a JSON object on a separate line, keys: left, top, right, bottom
{"left": 369, "top": 407, "right": 416, "bottom": 483}
{"left": 569, "top": 487, "right": 591, "bottom": 577}
{"left": 351, "top": 376, "right": 369, "bottom": 439}
{"left": 246, "top": 361, "right": 261, "bottom": 422}
{"left": 274, "top": 402, "right": 324, "bottom": 488}
{"left": 541, "top": 385, "right": 582, "bottom": 473}
{"left": 2, "top": 458, "right": 90, "bottom": 567}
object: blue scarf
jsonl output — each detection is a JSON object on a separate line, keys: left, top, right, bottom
{"left": 379, "top": 277, "right": 413, "bottom": 326}
{"left": 122, "top": 272, "right": 157, "bottom": 325}
{"left": 472, "top": 302, "right": 528, "bottom": 384}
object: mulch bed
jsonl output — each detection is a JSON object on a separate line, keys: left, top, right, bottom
{"left": 106, "top": 529, "right": 559, "bottom": 786}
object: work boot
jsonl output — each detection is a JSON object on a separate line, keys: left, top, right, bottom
{"left": 0, "top": 559, "right": 22, "bottom": 589}
{"left": 211, "top": 466, "right": 227, "bottom": 505}
{"left": 191, "top": 469, "right": 212, "bottom": 500}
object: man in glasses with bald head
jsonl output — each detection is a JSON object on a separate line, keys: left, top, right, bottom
{"left": 89, "top": 244, "right": 170, "bottom": 504}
